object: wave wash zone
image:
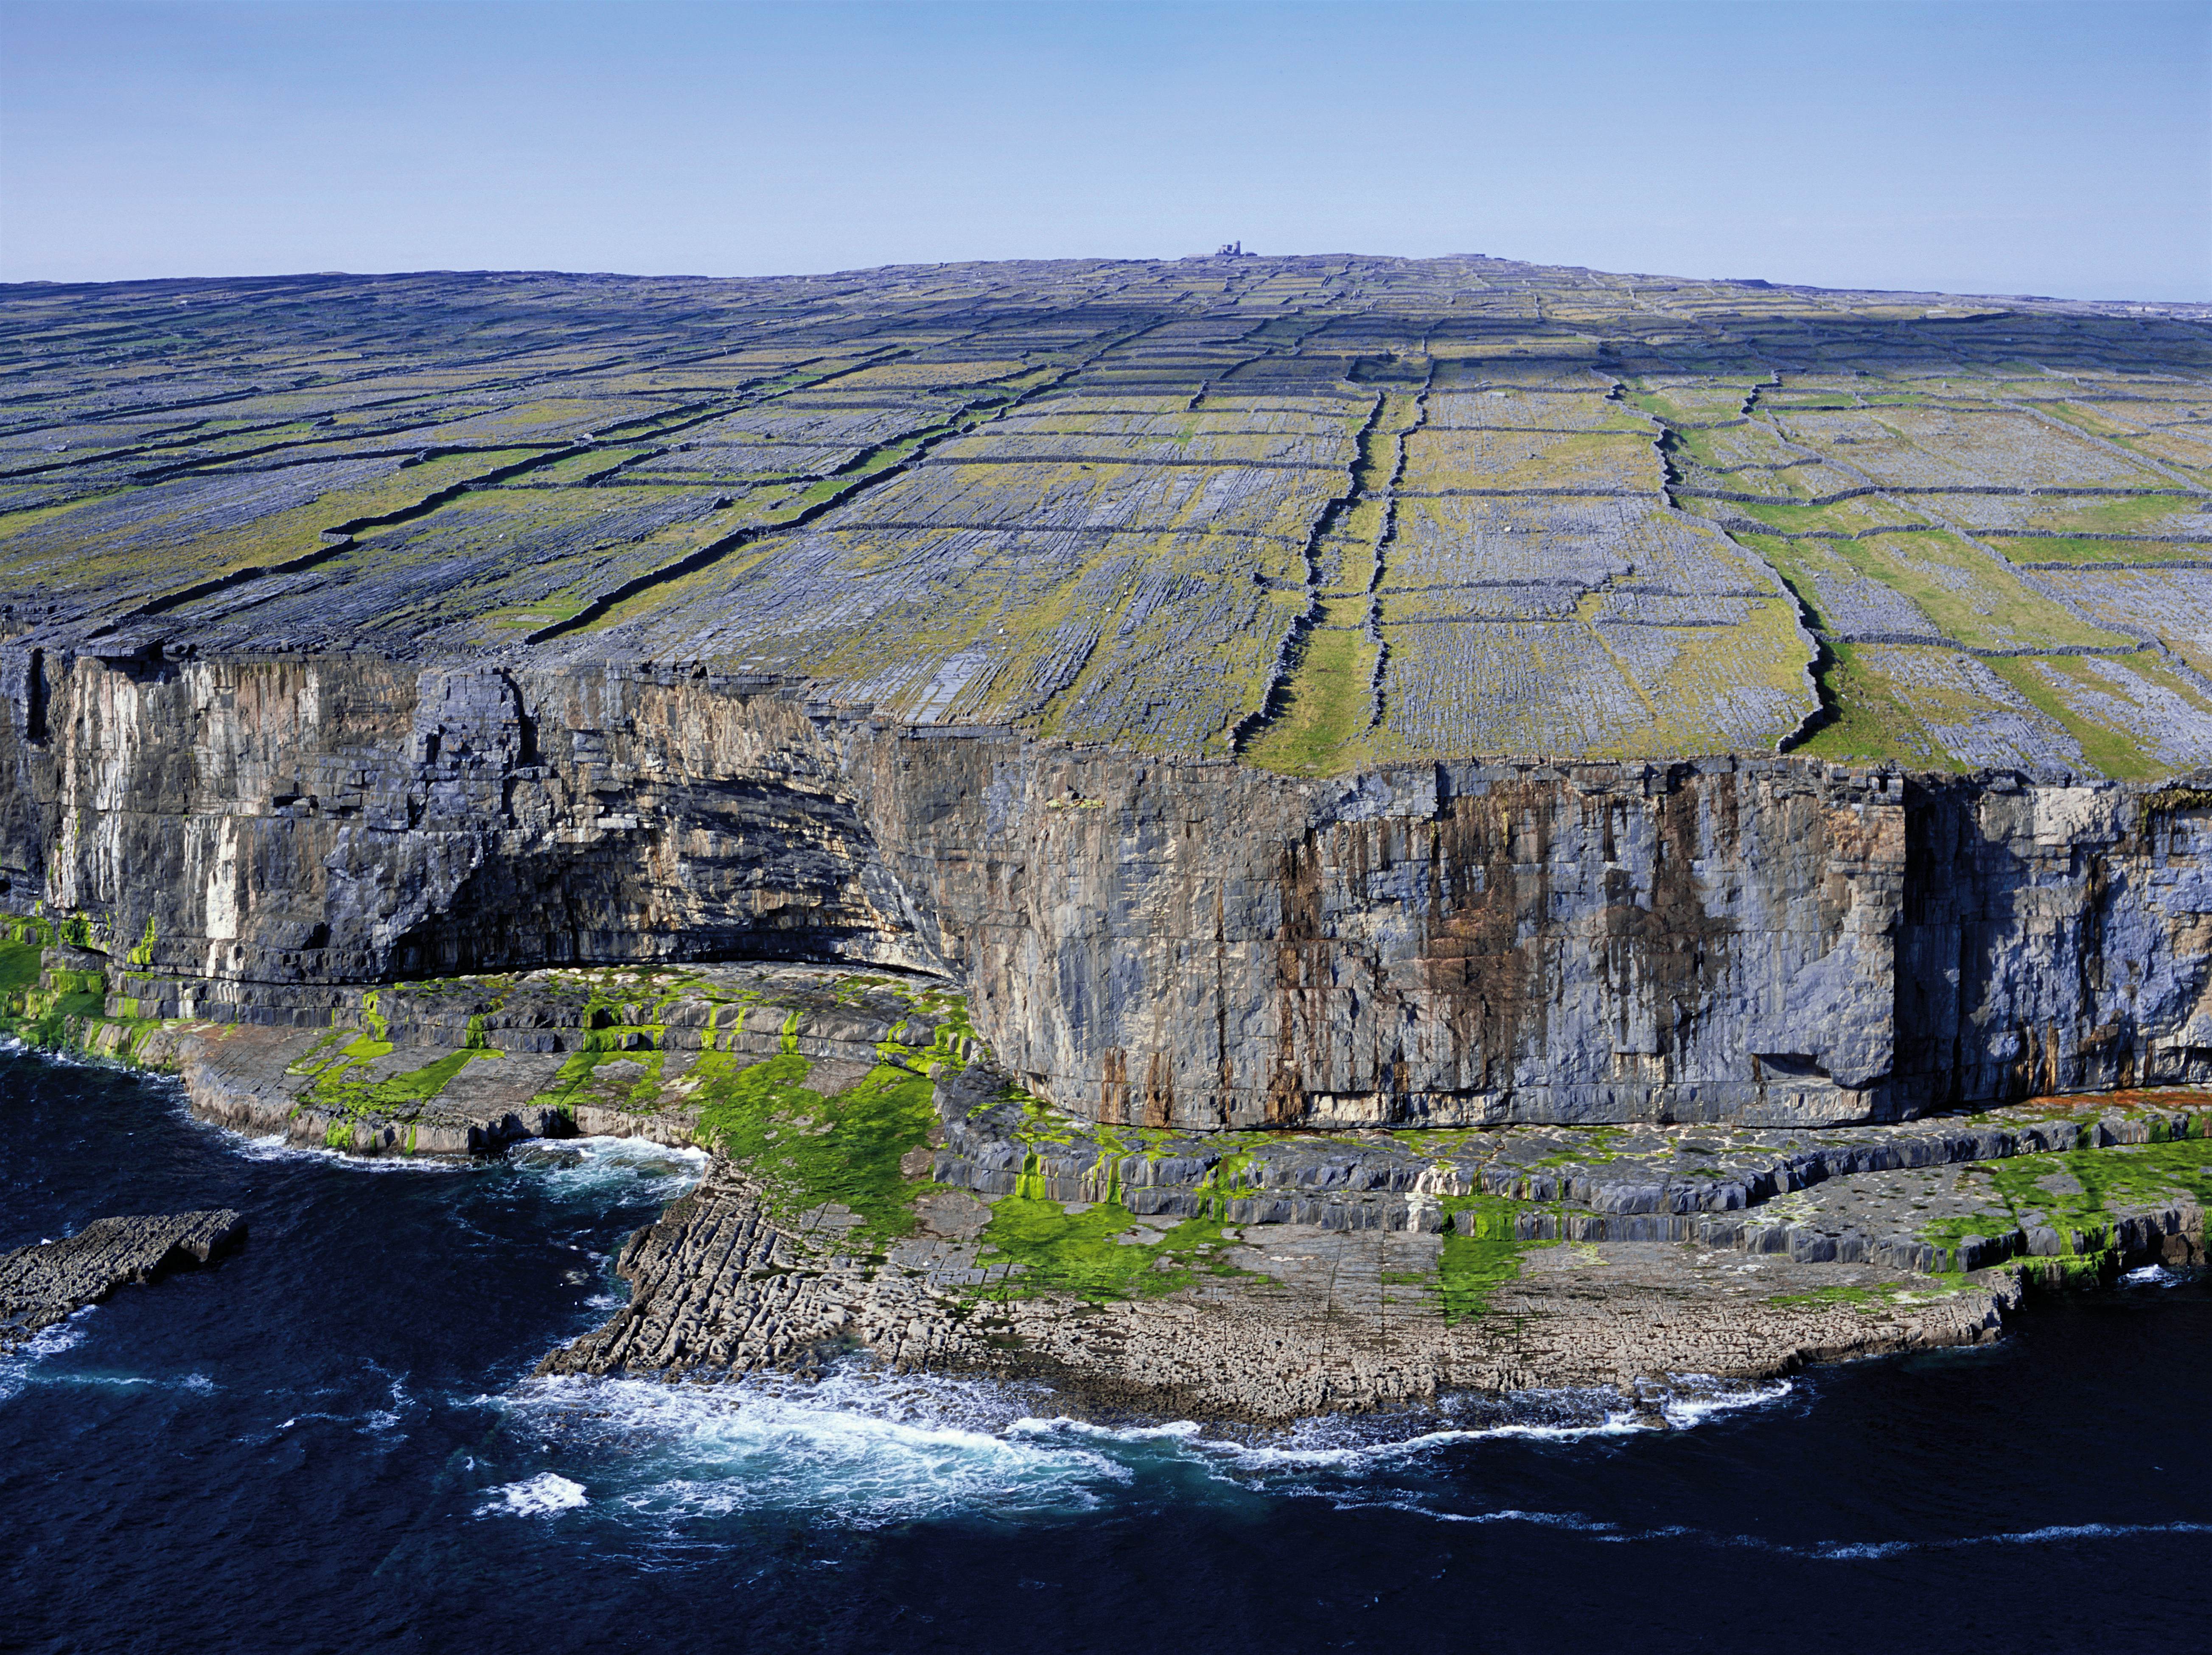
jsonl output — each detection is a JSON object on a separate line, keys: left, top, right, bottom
{"left": 8, "top": 945, "right": 2198, "bottom": 1421}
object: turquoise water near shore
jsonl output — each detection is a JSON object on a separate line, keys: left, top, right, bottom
{"left": 2, "top": 1049, "right": 2206, "bottom": 1654}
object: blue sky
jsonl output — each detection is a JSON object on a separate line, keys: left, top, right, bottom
{"left": 2, "top": 0, "right": 2206, "bottom": 299}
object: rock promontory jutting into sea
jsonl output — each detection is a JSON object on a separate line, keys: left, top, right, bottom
{"left": 2, "top": 254, "right": 2208, "bottom": 1417}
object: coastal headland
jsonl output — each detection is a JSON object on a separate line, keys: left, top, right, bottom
{"left": 2, "top": 255, "right": 2209, "bottom": 1415}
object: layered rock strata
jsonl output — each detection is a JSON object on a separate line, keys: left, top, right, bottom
{"left": 151, "top": 961, "right": 960, "bottom": 1155}
{"left": 536, "top": 1158, "right": 2029, "bottom": 1423}
{"left": 534, "top": 1058, "right": 2206, "bottom": 1421}
{"left": 0, "top": 1209, "right": 244, "bottom": 1348}
{"left": 936, "top": 1087, "right": 2212, "bottom": 1278}
{"left": 0, "top": 649, "right": 2208, "bottom": 1130}
{"left": 33, "top": 960, "right": 2200, "bottom": 1419}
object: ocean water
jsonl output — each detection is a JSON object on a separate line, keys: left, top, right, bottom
{"left": 1, "top": 1050, "right": 2206, "bottom": 1655}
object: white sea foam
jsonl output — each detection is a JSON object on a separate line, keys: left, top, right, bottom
{"left": 482, "top": 1360, "right": 2206, "bottom": 1558}
{"left": 0, "top": 1035, "right": 113, "bottom": 1072}
{"left": 482, "top": 1360, "right": 1805, "bottom": 1534}
{"left": 2121, "top": 1264, "right": 2191, "bottom": 1288}
{"left": 0, "top": 1316, "right": 210, "bottom": 1399}
{"left": 1807, "top": 1519, "right": 2212, "bottom": 1559}
{"left": 481, "top": 1473, "right": 589, "bottom": 1518}
{"left": 506, "top": 1136, "right": 708, "bottom": 1203}
{"left": 1041, "top": 1411, "right": 1637, "bottom": 1479}
{"left": 1651, "top": 1375, "right": 1797, "bottom": 1430}
{"left": 0, "top": 1310, "right": 91, "bottom": 1403}
{"left": 216, "top": 1130, "right": 479, "bottom": 1172}
{"left": 202, "top": 1127, "right": 707, "bottom": 1184}
{"left": 1039, "top": 1376, "right": 1791, "bottom": 1481}
{"left": 499, "top": 1367, "right": 1126, "bottom": 1529}
{"left": 1225, "top": 1503, "right": 2212, "bottom": 1554}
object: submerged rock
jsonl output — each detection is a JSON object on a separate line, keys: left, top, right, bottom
{"left": 0, "top": 1210, "right": 245, "bottom": 1348}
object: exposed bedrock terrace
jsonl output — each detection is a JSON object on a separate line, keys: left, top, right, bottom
{"left": 1, "top": 255, "right": 2209, "bottom": 1129}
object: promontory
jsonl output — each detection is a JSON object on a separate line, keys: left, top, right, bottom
{"left": 2, "top": 254, "right": 2206, "bottom": 1417}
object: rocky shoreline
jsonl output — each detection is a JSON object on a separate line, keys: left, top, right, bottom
{"left": 20, "top": 961, "right": 2198, "bottom": 1424}
{"left": 528, "top": 1046, "right": 2203, "bottom": 1422}
{"left": 532, "top": 1150, "right": 2034, "bottom": 1423}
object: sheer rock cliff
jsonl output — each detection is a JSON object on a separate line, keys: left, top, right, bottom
{"left": 2, "top": 645, "right": 2207, "bottom": 1130}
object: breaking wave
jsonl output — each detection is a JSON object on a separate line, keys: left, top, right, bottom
{"left": 483, "top": 1361, "right": 1800, "bottom": 1534}
{"left": 480, "top": 1473, "right": 591, "bottom": 1518}
{"left": 496, "top": 1367, "right": 1130, "bottom": 1529}
{"left": 505, "top": 1136, "right": 708, "bottom": 1203}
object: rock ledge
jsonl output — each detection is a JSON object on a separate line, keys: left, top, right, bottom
{"left": 0, "top": 1210, "right": 245, "bottom": 1349}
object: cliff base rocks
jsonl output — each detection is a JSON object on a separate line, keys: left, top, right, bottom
{"left": 508, "top": 971, "right": 2205, "bottom": 1420}
{"left": 129, "top": 962, "right": 968, "bottom": 1156}
{"left": 38, "top": 964, "right": 2205, "bottom": 1420}
{"left": 536, "top": 1158, "right": 2034, "bottom": 1423}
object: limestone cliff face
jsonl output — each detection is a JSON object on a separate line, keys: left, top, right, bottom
{"left": 1, "top": 643, "right": 2207, "bottom": 1128}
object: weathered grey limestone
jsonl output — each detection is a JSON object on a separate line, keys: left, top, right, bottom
{"left": 533, "top": 1149, "right": 2030, "bottom": 1424}
{"left": 936, "top": 1086, "right": 2212, "bottom": 1276}
{"left": 132, "top": 960, "right": 959, "bottom": 1156}
{"left": 518, "top": 1035, "right": 2201, "bottom": 1422}
{"left": 0, "top": 1209, "right": 244, "bottom": 1348}
{"left": 1, "top": 650, "right": 2208, "bottom": 1130}
{"left": 98, "top": 958, "right": 2194, "bottom": 1419}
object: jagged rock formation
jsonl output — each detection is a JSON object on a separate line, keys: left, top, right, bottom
{"left": 0, "top": 1209, "right": 244, "bottom": 1347}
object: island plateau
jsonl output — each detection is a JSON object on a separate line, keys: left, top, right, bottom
{"left": 1, "top": 253, "right": 2207, "bottom": 1417}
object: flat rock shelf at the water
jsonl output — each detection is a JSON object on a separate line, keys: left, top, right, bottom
{"left": 517, "top": 989, "right": 2206, "bottom": 1419}
{"left": 0, "top": 1208, "right": 244, "bottom": 1348}
{"left": 9, "top": 954, "right": 2209, "bottom": 1418}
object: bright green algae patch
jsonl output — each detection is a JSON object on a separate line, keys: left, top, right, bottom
{"left": 1438, "top": 1193, "right": 1541, "bottom": 1321}
{"left": 301, "top": 1045, "right": 493, "bottom": 1118}
{"left": 972, "top": 1192, "right": 1247, "bottom": 1303}
{"left": 0, "top": 939, "right": 43, "bottom": 993}
{"left": 1918, "top": 1127, "right": 2212, "bottom": 1275}
{"left": 282, "top": 989, "right": 505, "bottom": 1121}
{"left": 957, "top": 1097, "right": 1262, "bottom": 1302}
{"left": 692, "top": 1051, "right": 938, "bottom": 1249}
{"left": 0, "top": 921, "right": 157, "bottom": 1052}
{"left": 969, "top": 1186, "right": 1248, "bottom": 1310}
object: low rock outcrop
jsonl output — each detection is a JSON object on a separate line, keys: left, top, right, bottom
{"left": 0, "top": 1209, "right": 245, "bottom": 1348}
{"left": 532, "top": 1038, "right": 2206, "bottom": 1420}
{"left": 30, "top": 956, "right": 2197, "bottom": 1418}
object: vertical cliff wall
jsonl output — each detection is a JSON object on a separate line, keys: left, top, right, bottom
{"left": 0, "top": 644, "right": 2206, "bottom": 1128}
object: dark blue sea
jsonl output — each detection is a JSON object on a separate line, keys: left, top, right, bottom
{"left": 2, "top": 1048, "right": 2207, "bottom": 1655}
